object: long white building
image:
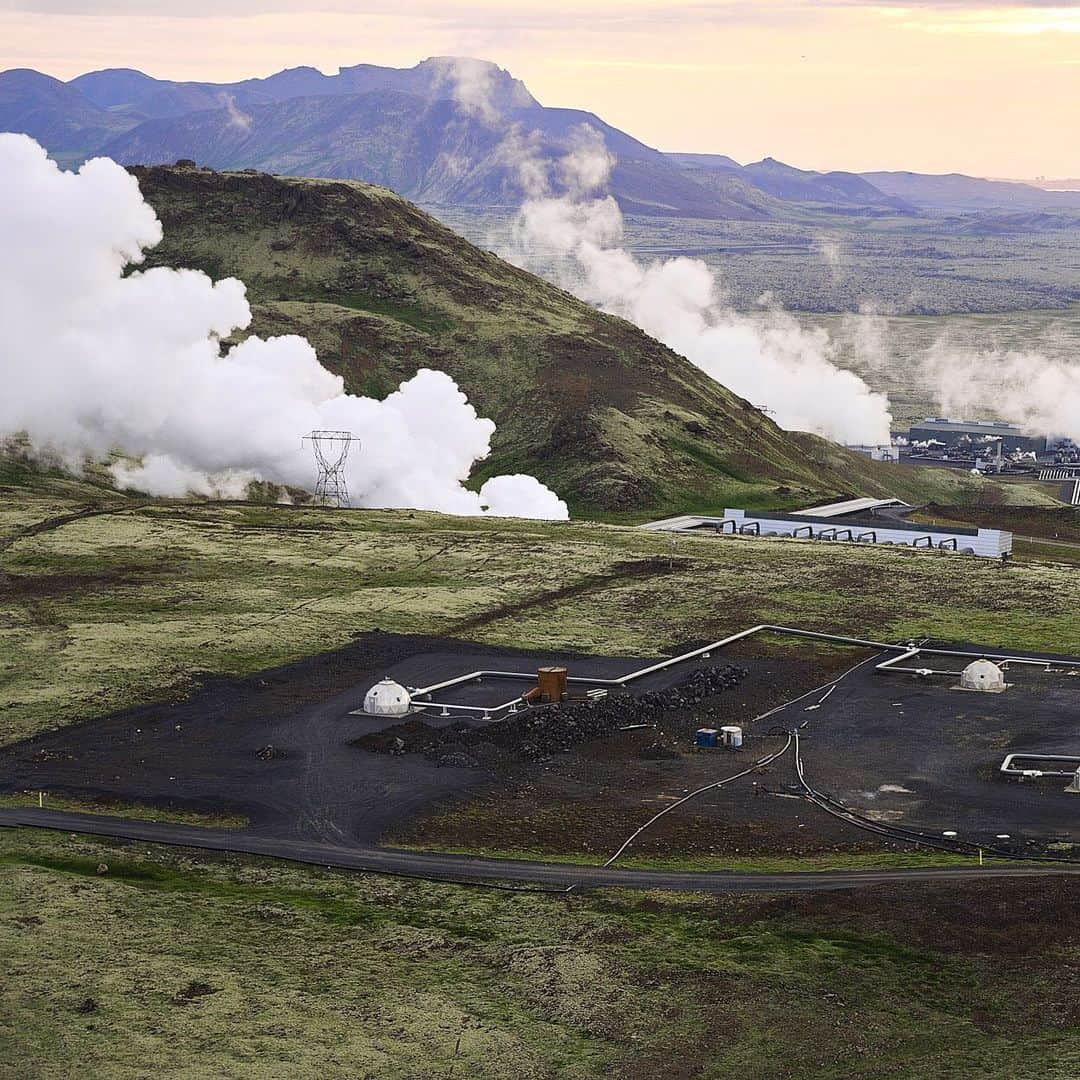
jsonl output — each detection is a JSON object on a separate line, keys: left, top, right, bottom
{"left": 641, "top": 508, "right": 1012, "bottom": 559}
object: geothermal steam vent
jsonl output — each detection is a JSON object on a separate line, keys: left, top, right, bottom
{"left": 364, "top": 679, "right": 412, "bottom": 717}
{"left": 959, "top": 659, "right": 1007, "bottom": 693}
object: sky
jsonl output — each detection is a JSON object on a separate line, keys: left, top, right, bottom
{"left": 2, "top": 1, "right": 1079, "bottom": 177}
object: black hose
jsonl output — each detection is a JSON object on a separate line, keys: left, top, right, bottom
{"left": 792, "top": 730, "right": 1080, "bottom": 866}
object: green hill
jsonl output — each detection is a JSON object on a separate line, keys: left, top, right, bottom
{"left": 129, "top": 164, "right": 1041, "bottom": 518}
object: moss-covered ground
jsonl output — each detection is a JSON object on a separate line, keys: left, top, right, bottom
{"left": 1, "top": 828, "right": 1077, "bottom": 1079}
{"left": 2, "top": 477, "right": 1077, "bottom": 746}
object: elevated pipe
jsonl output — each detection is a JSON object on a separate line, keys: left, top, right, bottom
{"left": 409, "top": 626, "right": 1080, "bottom": 713}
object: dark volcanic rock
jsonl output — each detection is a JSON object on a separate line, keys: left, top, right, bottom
{"left": 355, "top": 664, "right": 747, "bottom": 764}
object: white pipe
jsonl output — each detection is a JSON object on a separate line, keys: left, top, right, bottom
{"left": 412, "top": 695, "right": 527, "bottom": 719}
{"left": 1000, "top": 753, "right": 1080, "bottom": 777}
{"left": 409, "top": 626, "right": 1080, "bottom": 711}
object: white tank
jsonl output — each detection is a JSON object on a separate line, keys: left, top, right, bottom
{"left": 960, "top": 659, "right": 1006, "bottom": 692}
{"left": 721, "top": 725, "right": 743, "bottom": 748}
{"left": 363, "top": 678, "right": 412, "bottom": 717}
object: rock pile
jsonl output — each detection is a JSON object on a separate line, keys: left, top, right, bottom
{"left": 355, "top": 664, "right": 746, "bottom": 765}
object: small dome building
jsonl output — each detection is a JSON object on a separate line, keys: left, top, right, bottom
{"left": 959, "top": 659, "right": 1007, "bottom": 693}
{"left": 363, "top": 678, "right": 412, "bottom": 716}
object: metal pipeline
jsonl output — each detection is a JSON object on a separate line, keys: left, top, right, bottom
{"left": 408, "top": 625, "right": 1080, "bottom": 712}
{"left": 409, "top": 669, "right": 625, "bottom": 696}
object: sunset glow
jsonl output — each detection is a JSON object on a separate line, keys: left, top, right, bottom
{"left": 2, "top": 1, "right": 1078, "bottom": 175}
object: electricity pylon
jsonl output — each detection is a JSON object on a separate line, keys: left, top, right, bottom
{"left": 302, "top": 430, "right": 357, "bottom": 508}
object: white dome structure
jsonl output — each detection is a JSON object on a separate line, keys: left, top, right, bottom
{"left": 363, "top": 678, "right": 412, "bottom": 716}
{"left": 960, "top": 659, "right": 1007, "bottom": 693}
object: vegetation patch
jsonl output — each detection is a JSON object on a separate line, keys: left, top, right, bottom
{"left": 0, "top": 792, "right": 247, "bottom": 829}
{"left": 1, "top": 827, "right": 1077, "bottom": 1079}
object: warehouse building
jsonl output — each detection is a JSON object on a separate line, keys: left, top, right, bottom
{"left": 642, "top": 508, "right": 1012, "bottom": 559}
{"left": 908, "top": 418, "right": 1046, "bottom": 455}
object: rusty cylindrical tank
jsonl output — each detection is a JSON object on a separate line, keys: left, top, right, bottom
{"left": 537, "top": 666, "right": 568, "bottom": 703}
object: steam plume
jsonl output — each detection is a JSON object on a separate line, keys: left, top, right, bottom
{"left": 0, "top": 134, "right": 568, "bottom": 520}
{"left": 432, "top": 57, "right": 499, "bottom": 122}
{"left": 922, "top": 340, "right": 1080, "bottom": 442}
{"left": 500, "top": 127, "right": 893, "bottom": 446}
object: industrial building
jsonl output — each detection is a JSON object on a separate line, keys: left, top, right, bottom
{"left": 908, "top": 418, "right": 1046, "bottom": 455}
{"left": 846, "top": 443, "right": 900, "bottom": 463}
{"left": 1039, "top": 465, "right": 1080, "bottom": 504}
{"left": 642, "top": 506, "right": 1012, "bottom": 559}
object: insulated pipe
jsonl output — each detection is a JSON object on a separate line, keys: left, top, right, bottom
{"left": 613, "top": 625, "right": 900, "bottom": 686}
{"left": 412, "top": 695, "right": 530, "bottom": 719}
{"left": 409, "top": 669, "right": 626, "bottom": 696}
{"left": 411, "top": 626, "right": 1080, "bottom": 703}
{"left": 999, "top": 753, "right": 1080, "bottom": 777}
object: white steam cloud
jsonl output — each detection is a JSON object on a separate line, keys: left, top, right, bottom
{"left": 921, "top": 340, "right": 1080, "bottom": 442}
{"left": 218, "top": 92, "right": 253, "bottom": 132}
{"left": 432, "top": 57, "right": 499, "bottom": 122}
{"left": 499, "top": 127, "right": 893, "bottom": 446}
{"left": 0, "top": 134, "right": 568, "bottom": 520}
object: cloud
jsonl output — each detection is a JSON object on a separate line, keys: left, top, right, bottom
{"left": 429, "top": 55, "right": 499, "bottom": 120}
{"left": 500, "top": 125, "right": 893, "bottom": 445}
{"left": 218, "top": 91, "right": 252, "bottom": 131}
{"left": 921, "top": 340, "right": 1080, "bottom": 441}
{"left": 0, "top": 133, "right": 569, "bottom": 519}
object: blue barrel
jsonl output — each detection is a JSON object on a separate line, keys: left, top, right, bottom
{"left": 694, "top": 728, "right": 719, "bottom": 748}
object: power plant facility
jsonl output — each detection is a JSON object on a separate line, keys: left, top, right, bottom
{"left": 642, "top": 501, "right": 1013, "bottom": 559}
{"left": 907, "top": 418, "right": 1046, "bottom": 456}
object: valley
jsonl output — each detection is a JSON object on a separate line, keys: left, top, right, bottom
{"left": 2, "top": 40, "right": 1079, "bottom": 1080}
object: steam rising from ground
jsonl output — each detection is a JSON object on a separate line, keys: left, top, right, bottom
{"left": 500, "top": 127, "right": 893, "bottom": 445}
{"left": 432, "top": 57, "right": 499, "bottom": 122}
{"left": 921, "top": 340, "right": 1080, "bottom": 441}
{"left": 0, "top": 134, "right": 568, "bottom": 519}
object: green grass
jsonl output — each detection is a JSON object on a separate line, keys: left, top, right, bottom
{"left": 2, "top": 478, "right": 1077, "bottom": 744}
{"left": 386, "top": 842, "right": 1025, "bottom": 874}
{"left": 287, "top": 288, "right": 453, "bottom": 335}
{"left": 2, "top": 827, "right": 1077, "bottom": 1079}
{"left": 0, "top": 792, "right": 247, "bottom": 829}
{"left": 3, "top": 474, "right": 1079, "bottom": 1076}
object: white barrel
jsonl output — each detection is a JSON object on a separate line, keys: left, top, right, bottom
{"left": 721, "top": 725, "right": 743, "bottom": 748}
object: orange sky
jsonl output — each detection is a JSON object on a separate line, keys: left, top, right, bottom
{"left": 3, "top": 1, "right": 1079, "bottom": 176}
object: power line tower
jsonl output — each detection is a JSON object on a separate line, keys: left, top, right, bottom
{"left": 302, "top": 430, "right": 358, "bottom": 508}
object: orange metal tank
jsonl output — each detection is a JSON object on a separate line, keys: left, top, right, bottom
{"left": 537, "top": 666, "right": 568, "bottom": 702}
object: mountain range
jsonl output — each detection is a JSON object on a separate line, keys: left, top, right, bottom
{"left": 7, "top": 57, "right": 1078, "bottom": 219}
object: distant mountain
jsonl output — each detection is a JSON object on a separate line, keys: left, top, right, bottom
{"left": 667, "top": 152, "right": 914, "bottom": 216}
{"left": 1, "top": 56, "right": 910, "bottom": 221}
{"left": 0, "top": 68, "right": 129, "bottom": 164}
{"left": 99, "top": 92, "right": 772, "bottom": 219}
{"left": 1029, "top": 178, "right": 1080, "bottom": 193}
{"left": 23, "top": 56, "right": 1074, "bottom": 223}
{"left": 668, "top": 153, "right": 914, "bottom": 215}
{"left": 861, "top": 171, "right": 1080, "bottom": 212}
{"left": 665, "top": 152, "right": 742, "bottom": 171}
{"left": 69, "top": 57, "right": 539, "bottom": 122}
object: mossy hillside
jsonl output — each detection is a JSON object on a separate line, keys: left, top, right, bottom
{"left": 127, "top": 165, "right": 1030, "bottom": 517}
{"left": 1, "top": 827, "right": 1077, "bottom": 1079}
{"left": 2, "top": 477, "right": 1077, "bottom": 744}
